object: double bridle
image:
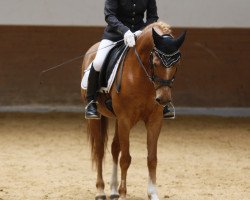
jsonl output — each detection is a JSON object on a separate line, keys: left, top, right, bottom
{"left": 134, "top": 46, "right": 180, "bottom": 89}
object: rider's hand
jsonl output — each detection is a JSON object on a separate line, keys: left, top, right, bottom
{"left": 124, "top": 30, "right": 135, "bottom": 47}
{"left": 134, "top": 30, "right": 142, "bottom": 38}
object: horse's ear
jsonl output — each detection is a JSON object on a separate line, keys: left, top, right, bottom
{"left": 173, "top": 31, "right": 187, "bottom": 49}
{"left": 152, "top": 28, "right": 162, "bottom": 43}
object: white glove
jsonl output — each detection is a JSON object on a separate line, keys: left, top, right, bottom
{"left": 124, "top": 30, "right": 135, "bottom": 47}
{"left": 134, "top": 30, "right": 142, "bottom": 38}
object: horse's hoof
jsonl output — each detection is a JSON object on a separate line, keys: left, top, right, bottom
{"left": 95, "top": 195, "right": 107, "bottom": 200}
{"left": 148, "top": 194, "right": 159, "bottom": 200}
{"left": 110, "top": 194, "right": 119, "bottom": 200}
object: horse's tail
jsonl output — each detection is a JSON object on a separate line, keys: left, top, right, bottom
{"left": 87, "top": 116, "right": 108, "bottom": 167}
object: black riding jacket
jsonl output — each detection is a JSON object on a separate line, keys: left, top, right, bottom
{"left": 103, "top": 0, "right": 159, "bottom": 41}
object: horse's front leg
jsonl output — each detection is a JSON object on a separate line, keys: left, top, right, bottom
{"left": 145, "top": 109, "right": 163, "bottom": 200}
{"left": 117, "top": 119, "right": 132, "bottom": 200}
{"left": 110, "top": 121, "right": 120, "bottom": 200}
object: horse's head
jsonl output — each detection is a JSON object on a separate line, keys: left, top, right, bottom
{"left": 150, "top": 27, "right": 186, "bottom": 106}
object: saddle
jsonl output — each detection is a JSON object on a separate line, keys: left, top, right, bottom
{"left": 97, "top": 42, "right": 128, "bottom": 113}
{"left": 99, "top": 42, "right": 128, "bottom": 89}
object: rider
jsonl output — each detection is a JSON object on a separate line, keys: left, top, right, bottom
{"left": 85, "top": 0, "right": 174, "bottom": 119}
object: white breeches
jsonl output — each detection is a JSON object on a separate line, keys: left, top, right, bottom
{"left": 92, "top": 39, "right": 114, "bottom": 72}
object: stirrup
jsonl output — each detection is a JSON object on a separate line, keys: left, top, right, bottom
{"left": 85, "top": 100, "right": 101, "bottom": 119}
{"left": 163, "top": 102, "right": 175, "bottom": 119}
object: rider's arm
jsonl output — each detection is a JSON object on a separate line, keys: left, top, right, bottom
{"left": 145, "top": 0, "right": 159, "bottom": 26}
{"left": 104, "top": 0, "right": 130, "bottom": 35}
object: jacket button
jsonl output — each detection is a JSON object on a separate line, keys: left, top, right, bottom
{"left": 132, "top": 18, "right": 135, "bottom": 21}
{"left": 133, "top": 12, "right": 136, "bottom": 15}
{"left": 133, "top": 4, "right": 136, "bottom": 7}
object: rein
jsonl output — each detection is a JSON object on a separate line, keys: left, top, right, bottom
{"left": 133, "top": 47, "right": 152, "bottom": 81}
{"left": 133, "top": 47, "right": 176, "bottom": 88}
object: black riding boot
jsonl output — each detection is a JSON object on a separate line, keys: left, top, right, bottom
{"left": 163, "top": 103, "right": 175, "bottom": 119}
{"left": 85, "top": 66, "right": 100, "bottom": 119}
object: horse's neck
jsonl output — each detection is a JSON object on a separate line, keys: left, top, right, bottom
{"left": 126, "top": 31, "right": 154, "bottom": 89}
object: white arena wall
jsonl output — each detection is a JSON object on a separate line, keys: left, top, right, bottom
{"left": 0, "top": 0, "right": 249, "bottom": 27}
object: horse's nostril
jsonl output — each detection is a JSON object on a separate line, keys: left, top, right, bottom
{"left": 156, "top": 98, "right": 161, "bottom": 103}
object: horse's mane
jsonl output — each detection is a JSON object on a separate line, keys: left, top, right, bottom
{"left": 137, "top": 21, "right": 172, "bottom": 49}
{"left": 142, "top": 21, "right": 172, "bottom": 35}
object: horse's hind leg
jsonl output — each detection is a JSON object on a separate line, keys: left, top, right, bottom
{"left": 145, "top": 111, "right": 162, "bottom": 200}
{"left": 110, "top": 120, "right": 120, "bottom": 200}
{"left": 87, "top": 117, "right": 108, "bottom": 200}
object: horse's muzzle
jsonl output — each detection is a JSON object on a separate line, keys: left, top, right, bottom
{"left": 155, "top": 86, "right": 172, "bottom": 106}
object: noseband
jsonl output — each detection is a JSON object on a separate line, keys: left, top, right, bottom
{"left": 134, "top": 46, "right": 180, "bottom": 88}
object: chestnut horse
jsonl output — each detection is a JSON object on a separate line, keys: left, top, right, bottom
{"left": 81, "top": 22, "right": 186, "bottom": 200}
